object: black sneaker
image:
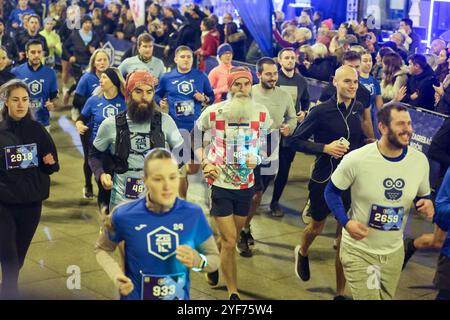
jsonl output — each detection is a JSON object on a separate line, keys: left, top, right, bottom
{"left": 294, "top": 245, "right": 310, "bottom": 281}
{"left": 333, "top": 295, "right": 347, "bottom": 300}
{"left": 237, "top": 236, "right": 253, "bottom": 258}
{"left": 206, "top": 270, "right": 219, "bottom": 286}
{"left": 402, "top": 238, "right": 416, "bottom": 270}
{"left": 229, "top": 293, "right": 240, "bottom": 300}
{"left": 270, "top": 202, "right": 284, "bottom": 217}
{"left": 242, "top": 229, "right": 255, "bottom": 247}
{"left": 83, "top": 185, "right": 94, "bottom": 200}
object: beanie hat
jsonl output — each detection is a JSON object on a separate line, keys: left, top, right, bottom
{"left": 217, "top": 43, "right": 233, "bottom": 58}
{"left": 125, "top": 70, "right": 158, "bottom": 100}
{"left": 322, "top": 18, "right": 333, "bottom": 30}
{"left": 227, "top": 67, "right": 252, "bottom": 89}
{"left": 80, "top": 15, "right": 92, "bottom": 26}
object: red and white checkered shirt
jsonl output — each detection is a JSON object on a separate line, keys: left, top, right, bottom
{"left": 196, "top": 101, "right": 271, "bottom": 190}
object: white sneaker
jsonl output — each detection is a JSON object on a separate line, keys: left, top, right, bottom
{"left": 302, "top": 198, "right": 312, "bottom": 225}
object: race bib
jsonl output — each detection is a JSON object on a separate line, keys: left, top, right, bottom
{"left": 4, "top": 143, "right": 39, "bottom": 170}
{"left": 141, "top": 273, "right": 187, "bottom": 300}
{"left": 175, "top": 100, "right": 194, "bottom": 117}
{"left": 124, "top": 177, "right": 145, "bottom": 199}
{"left": 368, "top": 205, "right": 404, "bottom": 231}
{"left": 225, "top": 142, "right": 250, "bottom": 165}
{"left": 30, "top": 98, "right": 43, "bottom": 109}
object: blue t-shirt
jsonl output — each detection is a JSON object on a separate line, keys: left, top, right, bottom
{"left": 359, "top": 75, "right": 381, "bottom": 139}
{"left": 8, "top": 8, "right": 36, "bottom": 27}
{"left": 435, "top": 167, "right": 450, "bottom": 258}
{"left": 109, "top": 197, "right": 213, "bottom": 300}
{"left": 75, "top": 72, "right": 100, "bottom": 98}
{"left": 12, "top": 64, "right": 58, "bottom": 127}
{"left": 81, "top": 94, "right": 127, "bottom": 142}
{"left": 155, "top": 69, "right": 214, "bottom": 132}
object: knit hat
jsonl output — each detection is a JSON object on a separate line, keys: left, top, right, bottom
{"left": 217, "top": 43, "right": 233, "bottom": 58}
{"left": 125, "top": 70, "right": 158, "bottom": 100}
{"left": 80, "top": 15, "right": 92, "bottom": 26}
{"left": 322, "top": 18, "right": 333, "bottom": 30}
{"left": 227, "top": 67, "right": 252, "bottom": 89}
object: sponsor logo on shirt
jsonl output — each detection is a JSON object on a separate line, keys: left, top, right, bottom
{"left": 147, "top": 226, "right": 179, "bottom": 260}
{"left": 177, "top": 81, "right": 194, "bottom": 95}
{"left": 29, "top": 80, "right": 43, "bottom": 95}
{"left": 383, "top": 178, "right": 405, "bottom": 201}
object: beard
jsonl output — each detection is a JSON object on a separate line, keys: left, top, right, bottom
{"left": 226, "top": 93, "right": 253, "bottom": 123}
{"left": 261, "top": 80, "right": 276, "bottom": 90}
{"left": 127, "top": 99, "right": 154, "bottom": 123}
{"left": 387, "top": 127, "right": 411, "bottom": 149}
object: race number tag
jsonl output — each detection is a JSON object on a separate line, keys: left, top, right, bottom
{"left": 30, "top": 98, "right": 43, "bottom": 109}
{"left": 368, "top": 205, "right": 404, "bottom": 231}
{"left": 4, "top": 143, "right": 38, "bottom": 170}
{"left": 124, "top": 177, "right": 145, "bottom": 199}
{"left": 225, "top": 142, "right": 250, "bottom": 165}
{"left": 175, "top": 100, "right": 194, "bottom": 117}
{"left": 141, "top": 273, "right": 186, "bottom": 300}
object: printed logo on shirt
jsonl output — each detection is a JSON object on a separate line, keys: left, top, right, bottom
{"left": 177, "top": 81, "right": 194, "bottom": 95}
{"left": 383, "top": 178, "right": 405, "bottom": 201}
{"left": 130, "top": 133, "right": 151, "bottom": 153}
{"left": 147, "top": 226, "right": 179, "bottom": 260}
{"left": 102, "top": 104, "right": 119, "bottom": 119}
{"left": 29, "top": 80, "right": 43, "bottom": 95}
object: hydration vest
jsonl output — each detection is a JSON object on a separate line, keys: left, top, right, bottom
{"left": 112, "top": 111, "right": 165, "bottom": 174}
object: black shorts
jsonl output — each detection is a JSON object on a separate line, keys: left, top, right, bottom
{"left": 253, "top": 164, "right": 275, "bottom": 193}
{"left": 210, "top": 185, "right": 254, "bottom": 217}
{"left": 308, "top": 180, "right": 351, "bottom": 222}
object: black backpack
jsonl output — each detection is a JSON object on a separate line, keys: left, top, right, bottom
{"left": 112, "top": 110, "right": 165, "bottom": 174}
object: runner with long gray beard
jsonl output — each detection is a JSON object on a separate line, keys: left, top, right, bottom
{"left": 193, "top": 67, "right": 271, "bottom": 300}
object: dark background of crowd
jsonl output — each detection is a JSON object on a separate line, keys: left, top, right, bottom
{"left": 0, "top": 0, "right": 449, "bottom": 114}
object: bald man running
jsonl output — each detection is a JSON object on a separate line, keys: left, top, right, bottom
{"left": 289, "top": 66, "right": 367, "bottom": 299}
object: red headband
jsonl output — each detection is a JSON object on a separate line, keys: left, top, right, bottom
{"left": 227, "top": 69, "right": 253, "bottom": 89}
{"left": 125, "top": 70, "right": 158, "bottom": 100}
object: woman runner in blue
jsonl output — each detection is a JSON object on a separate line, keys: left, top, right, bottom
{"left": 73, "top": 49, "right": 110, "bottom": 200}
{"left": 76, "top": 67, "right": 126, "bottom": 217}
{"left": 95, "top": 148, "right": 220, "bottom": 300}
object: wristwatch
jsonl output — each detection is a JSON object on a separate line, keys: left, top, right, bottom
{"left": 192, "top": 253, "right": 208, "bottom": 272}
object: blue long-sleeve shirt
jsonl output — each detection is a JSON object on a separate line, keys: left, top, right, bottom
{"left": 435, "top": 167, "right": 450, "bottom": 258}
{"left": 155, "top": 68, "right": 214, "bottom": 132}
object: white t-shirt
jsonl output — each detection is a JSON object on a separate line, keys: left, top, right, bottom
{"left": 331, "top": 142, "right": 430, "bottom": 255}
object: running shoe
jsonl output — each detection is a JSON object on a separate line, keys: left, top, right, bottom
{"left": 83, "top": 185, "right": 94, "bottom": 200}
{"left": 302, "top": 199, "right": 312, "bottom": 225}
{"left": 402, "top": 238, "right": 416, "bottom": 270}
{"left": 270, "top": 202, "right": 284, "bottom": 217}
{"left": 294, "top": 245, "right": 310, "bottom": 281}
{"left": 206, "top": 270, "right": 219, "bottom": 286}
{"left": 237, "top": 235, "right": 253, "bottom": 258}
{"left": 241, "top": 228, "right": 255, "bottom": 247}
{"left": 229, "top": 293, "right": 241, "bottom": 300}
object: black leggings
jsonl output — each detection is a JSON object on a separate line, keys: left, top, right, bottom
{"left": 0, "top": 202, "right": 42, "bottom": 298}
{"left": 436, "top": 289, "right": 450, "bottom": 300}
{"left": 80, "top": 132, "right": 93, "bottom": 189}
{"left": 271, "top": 145, "right": 296, "bottom": 204}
